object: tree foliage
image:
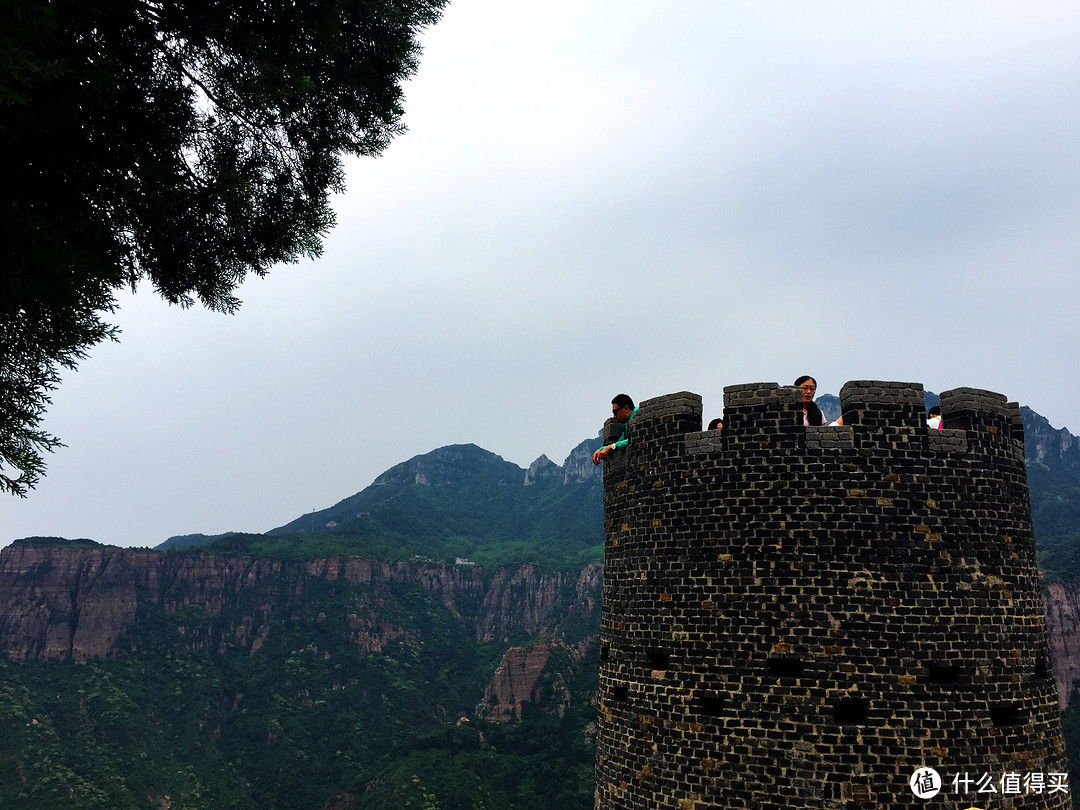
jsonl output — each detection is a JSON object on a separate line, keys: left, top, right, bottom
{"left": 0, "top": 0, "right": 446, "bottom": 493}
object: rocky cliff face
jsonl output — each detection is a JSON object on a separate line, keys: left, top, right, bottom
{"left": 7, "top": 542, "right": 1080, "bottom": 717}
{"left": 0, "top": 544, "right": 602, "bottom": 663}
{"left": 479, "top": 639, "right": 564, "bottom": 721}
{"left": 1024, "top": 406, "right": 1080, "bottom": 468}
{"left": 560, "top": 437, "right": 603, "bottom": 485}
{"left": 1044, "top": 583, "right": 1080, "bottom": 709}
{"left": 523, "top": 455, "right": 561, "bottom": 487}
{"left": 477, "top": 636, "right": 596, "bottom": 722}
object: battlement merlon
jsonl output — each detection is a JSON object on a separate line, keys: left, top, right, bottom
{"left": 601, "top": 380, "right": 1024, "bottom": 470}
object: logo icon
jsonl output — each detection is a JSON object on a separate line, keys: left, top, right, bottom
{"left": 910, "top": 767, "right": 942, "bottom": 799}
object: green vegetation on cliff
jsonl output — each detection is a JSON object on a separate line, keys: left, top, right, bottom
{"left": 1024, "top": 407, "right": 1080, "bottom": 582}
{"left": 0, "top": 563, "right": 598, "bottom": 809}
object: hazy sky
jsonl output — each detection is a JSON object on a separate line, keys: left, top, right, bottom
{"left": 4, "top": 1, "right": 1079, "bottom": 549}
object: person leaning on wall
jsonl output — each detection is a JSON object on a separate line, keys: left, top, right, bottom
{"left": 592, "top": 394, "right": 637, "bottom": 465}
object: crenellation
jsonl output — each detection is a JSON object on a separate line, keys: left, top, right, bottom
{"left": 840, "top": 380, "right": 925, "bottom": 430}
{"left": 722, "top": 383, "right": 802, "bottom": 435}
{"left": 596, "top": 380, "right": 1067, "bottom": 809}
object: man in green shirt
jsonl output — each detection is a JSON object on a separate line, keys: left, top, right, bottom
{"left": 592, "top": 394, "right": 637, "bottom": 465}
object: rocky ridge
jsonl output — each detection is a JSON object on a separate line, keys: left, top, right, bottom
{"left": 1024, "top": 406, "right": 1080, "bottom": 469}
{"left": 0, "top": 544, "right": 602, "bottom": 664}
{"left": 9, "top": 540, "right": 1080, "bottom": 715}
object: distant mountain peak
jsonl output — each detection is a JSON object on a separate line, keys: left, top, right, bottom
{"left": 373, "top": 444, "right": 520, "bottom": 488}
{"left": 1022, "top": 406, "right": 1080, "bottom": 469}
{"left": 523, "top": 455, "right": 561, "bottom": 487}
{"left": 561, "top": 435, "right": 604, "bottom": 485}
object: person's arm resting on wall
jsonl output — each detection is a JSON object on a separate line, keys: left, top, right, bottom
{"left": 592, "top": 397, "right": 637, "bottom": 465}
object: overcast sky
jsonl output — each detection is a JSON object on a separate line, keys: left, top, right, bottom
{"left": 4, "top": 1, "right": 1079, "bottom": 549}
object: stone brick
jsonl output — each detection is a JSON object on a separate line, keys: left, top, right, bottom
{"left": 596, "top": 381, "right": 1067, "bottom": 810}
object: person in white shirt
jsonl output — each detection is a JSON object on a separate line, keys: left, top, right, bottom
{"left": 927, "top": 405, "right": 943, "bottom": 430}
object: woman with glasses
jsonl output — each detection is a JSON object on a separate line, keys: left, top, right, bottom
{"left": 794, "top": 375, "right": 828, "bottom": 426}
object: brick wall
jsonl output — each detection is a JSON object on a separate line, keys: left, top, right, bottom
{"left": 595, "top": 381, "right": 1067, "bottom": 809}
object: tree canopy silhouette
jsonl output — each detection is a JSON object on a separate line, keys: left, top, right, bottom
{"left": 0, "top": 0, "right": 446, "bottom": 494}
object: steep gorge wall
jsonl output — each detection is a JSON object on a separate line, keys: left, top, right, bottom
{"left": 0, "top": 544, "right": 602, "bottom": 663}
{"left": 4, "top": 542, "right": 1080, "bottom": 713}
{"left": 1044, "top": 582, "right": 1080, "bottom": 709}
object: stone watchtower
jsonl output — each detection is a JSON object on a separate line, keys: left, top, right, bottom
{"left": 595, "top": 381, "right": 1067, "bottom": 809}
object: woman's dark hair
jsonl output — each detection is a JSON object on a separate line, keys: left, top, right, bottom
{"left": 794, "top": 376, "right": 824, "bottom": 426}
{"left": 707, "top": 418, "right": 723, "bottom": 430}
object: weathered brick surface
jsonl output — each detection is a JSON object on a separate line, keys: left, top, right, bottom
{"left": 595, "top": 381, "right": 1067, "bottom": 809}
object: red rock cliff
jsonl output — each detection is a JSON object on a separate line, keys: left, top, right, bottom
{"left": 0, "top": 545, "right": 602, "bottom": 662}
{"left": 7, "top": 544, "right": 1078, "bottom": 715}
{"left": 1043, "top": 582, "right": 1080, "bottom": 709}
{"left": 477, "top": 637, "right": 594, "bottom": 721}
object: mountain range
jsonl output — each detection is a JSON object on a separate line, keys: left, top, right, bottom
{"left": 2, "top": 397, "right": 1079, "bottom": 808}
{"left": 159, "top": 437, "right": 605, "bottom": 572}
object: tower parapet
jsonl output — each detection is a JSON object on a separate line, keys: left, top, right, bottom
{"left": 596, "top": 381, "right": 1066, "bottom": 809}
